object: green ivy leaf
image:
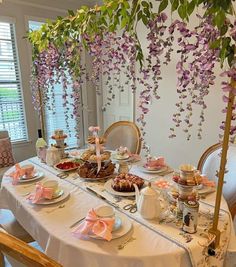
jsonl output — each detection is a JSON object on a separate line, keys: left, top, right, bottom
{"left": 220, "top": 24, "right": 228, "bottom": 36}
{"left": 171, "top": 0, "right": 179, "bottom": 12}
{"left": 210, "top": 38, "right": 221, "bottom": 49}
{"left": 142, "top": 14, "right": 149, "bottom": 25}
{"left": 178, "top": 4, "right": 187, "bottom": 20}
{"left": 158, "top": 0, "right": 168, "bottom": 13}
{"left": 187, "top": 0, "right": 195, "bottom": 16}
{"left": 68, "top": 10, "right": 75, "bottom": 16}
{"left": 141, "top": 1, "right": 149, "bottom": 8}
{"left": 214, "top": 9, "right": 226, "bottom": 29}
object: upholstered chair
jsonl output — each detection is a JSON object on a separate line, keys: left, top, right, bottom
{"left": 103, "top": 121, "right": 141, "bottom": 154}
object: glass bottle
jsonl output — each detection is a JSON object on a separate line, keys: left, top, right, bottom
{"left": 35, "top": 129, "right": 47, "bottom": 160}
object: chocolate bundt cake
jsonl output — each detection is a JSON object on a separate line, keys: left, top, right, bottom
{"left": 112, "top": 173, "right": 144, "bottom": 192}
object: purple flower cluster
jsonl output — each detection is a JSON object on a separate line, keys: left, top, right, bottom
{"left": 169, "top": 16, "right": 220, "bottom": 140}
{"left": 30, "top": 13, "right": 236, "bottom": 147}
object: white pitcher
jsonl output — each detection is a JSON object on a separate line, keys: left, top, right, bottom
{"left": 134, "top": 182, "right": 161, "bottom": 220}
{"left": 46, "top": 146, "right": 61, "bottom": 166}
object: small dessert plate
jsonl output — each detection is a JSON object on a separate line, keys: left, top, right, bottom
{"left": 138, "top": 165, "right": 168, "bottom": 174}
{"left": 19, "top": 171, "right": 44, "bottom": 183}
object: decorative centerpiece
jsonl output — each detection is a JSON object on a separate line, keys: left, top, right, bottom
{"left": 51, "top": 129, "right": 67, "bottom": 158}
{"left": 172, "top": 164, "right": 202, "bottom": 217}
{"left": 80, "top": 126, "right": 112, "bottom": 174}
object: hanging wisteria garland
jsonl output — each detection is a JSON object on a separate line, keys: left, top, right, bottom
{"left": 30, "top": 9, "right": 236, "bottom": 151}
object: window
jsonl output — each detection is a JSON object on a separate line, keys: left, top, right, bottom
{"left": 29, "top": 21, "right": 79, "bottom": 148}
{"left": 0, "top": 21, "right": 27, "bottom": 142}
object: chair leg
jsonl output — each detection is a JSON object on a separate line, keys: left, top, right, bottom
{"left": 0, "top": 251, "right": 5, "bottom": 267}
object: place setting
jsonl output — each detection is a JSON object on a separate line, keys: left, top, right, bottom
{"left": 7, "top": 163, "right": 44, "bottom": 185}
{"left": 71, "top": 204, "right": 132, "bottom": 241}
{"left": 26, "top": 180, "right": 70, "bottom": 205}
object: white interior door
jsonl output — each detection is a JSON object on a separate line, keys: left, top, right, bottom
{"left": 101, "top": 71, "right": 134, "bottom": 131}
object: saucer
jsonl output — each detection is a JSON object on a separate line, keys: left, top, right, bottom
{"left": 51, "top": 188, "right": 64, "bottom": 199}
{"left": 113, "top": 216, "right": 122, "bottom": 232}
{"left": 33, "top": 186, "right": 70, "bottom": 205}
{"left": 19, "top": 171, "right": 44, "bottom": 183}
{"left": 138, "top": 165, "right": 168, "bottom": 174}
{"left": 89, "top": 213, "right": 132, "bottom": 240}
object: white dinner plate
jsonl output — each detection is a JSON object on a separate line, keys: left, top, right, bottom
{"left": 89, "top": 213, "right": 132, "bottom": 240}
{"left": 18, "top": 171, "right": 44, "bottom": 183}
{"left": 137, "top": 165, "right": 168, "bottom": 174}
{"left": 104, "top": 179, "right": 136, "bottom": 197}
{"left": 32, "top": 186, "right": 70, "bottom": 205}
{"left": 79, "top": 174, "right": 115, "bottom": 182}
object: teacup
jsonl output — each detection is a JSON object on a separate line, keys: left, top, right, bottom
{"left": 43, "top": 180, "right": 58, "bottom": 196}
{"left": 21, "top": 164, "right": 34, "bottom": 178}
{"left": 95, "top": 205, "right": 115, "bottom": 219}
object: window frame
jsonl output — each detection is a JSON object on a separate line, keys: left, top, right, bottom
{"left": 0, "top": 16, "right": 29, "bottom": 143}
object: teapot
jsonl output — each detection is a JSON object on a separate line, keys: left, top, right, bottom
{"left": 46, "top": 146, "right": 61, "bottom": 166}
{"left": 134, "top": 182, "right": 161, "bottom": 220}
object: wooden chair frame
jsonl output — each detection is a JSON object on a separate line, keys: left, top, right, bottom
{"left": 197, "top": 143, "right": 221, "bottom": 172}
{"left": 0, "top": 230, "right": 62, "bottom": 267}
{"left": 103, "top": 121, "right": 142, "bottom": 154}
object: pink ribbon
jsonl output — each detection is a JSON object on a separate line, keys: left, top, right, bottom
{"left": 89, "top": 126, "right": 101, "bottom": 173}
{"left": 72, "top": 209, "right": 115, "bottom": 241}
{"left": 8, "top": 164, "right": 25, "bottom": 185}
{"left": 27, "top": 183, "right": 54, "bottom": 203}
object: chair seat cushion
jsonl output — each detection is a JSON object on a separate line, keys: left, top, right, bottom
{"left": 0, "top": 138, "right": 15, "bottom": 168}
{"left": 0, "top": 209, "right": 33, "bottom": 243}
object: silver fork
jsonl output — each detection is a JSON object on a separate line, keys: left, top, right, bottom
{"left": 46, "top": 204, "right": 65, "bottom": 214}
{"left": 117, "top": 236, "right": 136, "bottom": 250}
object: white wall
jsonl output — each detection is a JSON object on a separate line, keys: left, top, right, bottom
{"left": 135, "top": 9, "right": 225, "bottom": 169}
{"left": 0, "top": 0, "right": 97, "bottom": 161}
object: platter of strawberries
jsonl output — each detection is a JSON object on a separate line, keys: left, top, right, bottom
{"left": 54, "top": 160, "right": 81, "bottom": 172}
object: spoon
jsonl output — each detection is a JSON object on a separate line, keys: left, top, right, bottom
{"left": 46, "top": 204, "right": 65, "bottom": 214}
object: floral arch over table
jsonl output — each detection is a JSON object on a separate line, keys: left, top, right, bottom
{"left": 28, "top": 0, "right": 236, "bottom": 247}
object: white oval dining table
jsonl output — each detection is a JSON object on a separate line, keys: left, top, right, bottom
{"left": 0, "top": 156, "right": 235, "bottom": 267}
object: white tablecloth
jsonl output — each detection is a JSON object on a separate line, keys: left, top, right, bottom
{"left": 0, "top": 157, "right": 235, "bottom": 267}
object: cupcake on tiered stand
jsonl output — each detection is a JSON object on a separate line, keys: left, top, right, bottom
{"left": 51, "top": 129, "right": 68, "bottom": 159}
{"left": 172, "top": 164, "right": 202, "bottom": 218}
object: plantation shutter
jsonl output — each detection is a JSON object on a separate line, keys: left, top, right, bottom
{"left": 29, "top": 20, "right": 79, "bottom": 148}
{"left": 0, "top": 21, "right": 27, "bottom": 142}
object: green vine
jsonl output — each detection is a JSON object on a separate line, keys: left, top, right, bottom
{"left": 28, "top": 0, "right": 236, "bottom": 69}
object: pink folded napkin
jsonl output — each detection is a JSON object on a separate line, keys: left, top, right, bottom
{"left": 72, "top": 209, "right": 115, "bottom": 241}
{"left": 145, "top": 157, "right": 166, "bottom": 168}
{"left": 8, "top": 163, "right": 25, "bottom": 185}
{"left": 27, "top": 182, "right": 54, "bottom": 204}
